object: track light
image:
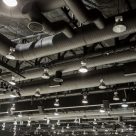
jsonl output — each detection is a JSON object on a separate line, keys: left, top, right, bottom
{"left": 6, "top": 47, "right": 16, "bottom": 60}
{"left": 20, "top": 121, "right": 23, "bottom": 125}
{"left": 54, "top": 109, "right": 59, "bottom": 116}
{"left": 9, "top": 76, "right": 16, "bottom": 86}
{"left": 3, "top": 0, "right": 17, "bottom": 7}
{"left": 101, "top": 123, "right": 105, "bottom": 129}
{"left": 99, "top": 104, "right": 105, "bottom": 113}
{"left": 54, "top": 98, "right": 60, "bottom": 107}
{"left": 53, "top": 71, "right": 63, "bottom": 83}
{"left": 121, "top": 99, "right": 128, "bottom": 108}
{"left": 72, "top": 131, "right": 75, "bottom": 135}
{"left": 82, "top": 94, "right": 88, "bottom": 104}
{"left": 34, "top": 88, "right": 41, "bottom": 97}
{"left": 42, "top": 68, "right": 50, "bottom": 79}
{"left": 79, "top": 61, "right": 88, "bottom": 73}
{"left": 57, "top": 120, "right": 60, "bottom": 126}
{"left": 113, "top": 91, "right": 120, "bottom": 101}
{"left": 66, "top": 124, "right": 70, "bottom": 129}
{"left": 113, "top": 16, "right": 126, "bottom": 33}
{"left": 99, "top": 79, "right": 106, "bottom": 89}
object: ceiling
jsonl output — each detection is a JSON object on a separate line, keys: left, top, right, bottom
{"left": 0, "top": 0, "right": 136, "bottom": 136}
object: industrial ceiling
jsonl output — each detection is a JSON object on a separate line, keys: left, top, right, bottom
{"left": 0, "top": 0, "right": 136, "bottom": 136}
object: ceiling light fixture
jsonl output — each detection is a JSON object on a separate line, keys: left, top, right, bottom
{"left": 99, "top": 79, "right": 106, "bottom": 89}
{"left": 18, "top": 112, "right": 22, "bottom": 118}
{"left": 57, "top": 120, "right": 60, "bottom": 126}
{"left": 115, "top": 130, "right": 118, "bottom": 135}
{"left": 34, "top": 88, "right": 41, "bottom": 97}
{"left": 99, "top": 104, "right": 106, "bottom": 113}
{"left": 83, "top": 131, "right": 87, "bottom": 135}
{"left": 101, "top": 123, "right": 105, "bottom": 129}
{"left": 3, "top": 0, "right": 17, "bottom": 7}
{"left": 128, "top": 124, "right": 133, "bottom": 131}
{"left": 82, "top": 94, "right": 88, "bottom": 104}
{"left": 2, "top": 123, "right": 5, "bottom": 131}
{"left": 53, "top": 71, "right": 63, "bottom": 83}
{"left": 42, "top": 68, "right": 50, "bottom": 79}
{"left": 113, "top": 91, "right": 120, "bottom": 101}
{"left": 79, "top": 61, "right": 88, "bottom": 73}
{"left": 54, "top": 109, "right": 59, "bottom": 116}
{"left": 10, "top": 103, "right": 15, "bottom": 111}
{"left": 51, "top": 124, "right": 55, "bottom": 130}
{"left": 66, "top": 124, "right": 70, "bottom": 129}
{"left": 61, "top": 127, "right": 64, "bottom": 133}
{"left": 121, "top": 99, "right": 128, "bottom": 108}
{"left": 54, "top": 98, "right": 60, "bottom": 107}
{"left": 113, "top": 16, "right": 126, "bottom": 33}
{"left": 6, "top": 47, "right": 16, "bottom": 60}
{"left": 10, "top": 90, "right": 17, "bottom": 98}
{"left": 9, "top": 76, "right": 16, "bottom": 86}
{"left": 93, "top": 118, "right": 97, "bottom": 125}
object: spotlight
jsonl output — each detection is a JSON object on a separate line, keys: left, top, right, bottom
{"left": 66, "top": 124, "right": 70, "bottom": 129}
{"left": 42, "top": 68, "right": 50, "bottom": 79}
{"left": 113, "top": 91, "right": 120, "bottom": 101}
{"left": 72, "top": 131, "right": 75, "bottom": 135}
{"left": 121, "top": 99, "right": 128, "bottom": 108}
{"left": 54, "top": 109, "right": 59, "bottom": 116}
{"left": 99, "top": 79, "right": 106, "bottom": 89}
{"left": 9, "top": 76, "right": 16, "bottom": 86}
{"left": 79, "top": 61, "right": 88, "bottom": 73}
{"left": 20, "top": 121, "right": 23, "bottom": 125}
{"left": 3, "top": 0, "right": 17, "bottom": 7}
{"left": 6, "top": 47, "right": 16, "bottom": 60}
{"left": 54, "top": 98, "right": 60, "bottom": 107}
{"left": 99, "top": 104, "right": 105, "bottom": 113}
{"left": 34, "top": 88, "right": 41, "bottom": 97}
{"left": 82, "top": 94, "right": 88, "bottom": 104}
{"left": 53, "top": 71, "right": 63, "bottom": 83}
{"left": 113, "top": 16, "right": 126, "bottom": 33}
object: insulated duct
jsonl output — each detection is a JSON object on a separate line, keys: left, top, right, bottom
{"left": 0, "top": 10, "right": 136, "bottom": 60}
{"left": 1, "top": 66, "right": 136, "bottom": 99}
{"left": 2, "top": 48, "right": 136, "bottom": 82}
{"left": 64, "top": 0, "right": 105, "bottom": 29}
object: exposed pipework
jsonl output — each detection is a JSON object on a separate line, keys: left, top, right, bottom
{"left": 0, "top": 108, "right": 134, "bottom": 122}
{"left": 64, "top": 0, "right": 105, "bottom": 29}
{"left": 0, "top": 10, "right": 136, "bottom": 60}
{"left": 1, "top": 66, "right": 136, "bottom": 99}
